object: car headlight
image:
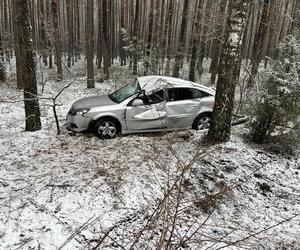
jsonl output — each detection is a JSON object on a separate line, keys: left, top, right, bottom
{"left": 76, "top": 108, "right": 90, "bottom": 116}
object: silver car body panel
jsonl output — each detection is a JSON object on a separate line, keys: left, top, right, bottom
{"left": 125, "top": 101, "right": 167, "bottom": 130}
{"left": 166, "top": 100, "right": 198, "bottom": 128}
{"left": 66, "top": 76, "right": 215, "bottom": 134}
{"left": 72, "top": 95, "right": 115, "bottom": 110}
{"left": 66, "top": 113, "right": 92, "bottom": 132}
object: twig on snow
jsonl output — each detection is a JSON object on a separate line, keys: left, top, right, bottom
{"left": 58, "top": 215, "right": 96, "bottom": 250}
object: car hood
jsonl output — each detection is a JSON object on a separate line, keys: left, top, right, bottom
{"left": 72, "top": 95, "right": 115, "bottom": 110}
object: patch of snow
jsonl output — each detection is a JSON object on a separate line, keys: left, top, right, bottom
{"left": 0, "top": 62, "right": 299, "bottom": 249}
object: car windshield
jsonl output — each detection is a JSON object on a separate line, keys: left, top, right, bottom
{"left": 109, "top": 79, "right": 141, "bottom": 103}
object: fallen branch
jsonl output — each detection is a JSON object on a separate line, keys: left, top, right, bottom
{"left": 232, "top": 116, "right": 250, "bottom": 126}
{"left": 58, "top": 215, "right": 96, "bottom": 250}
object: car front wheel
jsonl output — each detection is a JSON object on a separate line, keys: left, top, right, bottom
{"left": 193, "top": 113, "right": 212, "bottom": 130}
{"left": 95, "top": 118, "right": 118, "bottom": 139}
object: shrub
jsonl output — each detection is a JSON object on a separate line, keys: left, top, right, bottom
{"left": 250, "top": 35, "right": 300, "bottom": 144}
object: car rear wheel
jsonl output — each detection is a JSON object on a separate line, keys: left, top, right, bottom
{"left": 193, "top": 113, "right": 212, "bottom": 130}
{"left": 95, "top": 118, "right": 119, "bottom": 139}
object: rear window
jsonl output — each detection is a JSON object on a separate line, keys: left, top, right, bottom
{"left": 191, "top": 89, "right": 211, "bottom": 98}
{"left": 168, "top": 88, "right": 193, "bottom": 101}
{"left": 167, "top": 88, "right": 210, "bottom": 101}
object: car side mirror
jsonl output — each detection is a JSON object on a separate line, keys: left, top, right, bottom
{"left": 131, "top": 99, "right": 144, "bottom": 107}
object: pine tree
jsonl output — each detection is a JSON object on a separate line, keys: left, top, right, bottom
{"left": 86, "top": 0, "right": 95, "bottom": 88}
{"left": 15, "top": 0, "right": 42, "bottom": 131}
{"left": 248, "top": 0, "right": 270, "bottom": 86}
{"left": 172, "top": 0, "right": 189, "bottom": 78}
{"left": 51, "top": 0, "right": 63, "bottom": 81}
{"left": 12, "top": 0, "right": 23, "bottom": 89}
{"left": 208, "top": 0, "right": 248, "bottom": 143}
{"left": 250, "top": 35, "right": 300, "bottom": 143}
{"left": 0, "top": 32, "right": 5, "bottom": 82}
{"left": 102, "top": 0, "right": 110, "bottom": 79}
{"left": 132, "top": 0, "right": 140, "bottom": 75}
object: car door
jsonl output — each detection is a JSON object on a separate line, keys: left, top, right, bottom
{"left": 125, "top": 89, "right": 168, "bottom": 131}
{"left": 166, "top": 88, "right": 206, "bottom": 128}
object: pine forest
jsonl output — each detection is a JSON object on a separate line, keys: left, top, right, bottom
{"left": 0, "top": 0, "right": 299, "bottom": 249}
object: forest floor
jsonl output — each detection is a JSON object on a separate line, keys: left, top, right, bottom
{"left": 0, "top": 62, "right": 299, "bottom": 249}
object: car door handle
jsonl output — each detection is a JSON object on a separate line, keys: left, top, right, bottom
{"left": 156, "top": 107, "right": 164, "bottom": 111}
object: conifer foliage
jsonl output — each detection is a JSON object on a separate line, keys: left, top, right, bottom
{"left": 250, "top": 35, "right": 300, "bottom": 143}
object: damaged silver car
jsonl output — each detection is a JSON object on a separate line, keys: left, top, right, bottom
{"left": 66, "top": 76, "right": 215, "bottom": 139}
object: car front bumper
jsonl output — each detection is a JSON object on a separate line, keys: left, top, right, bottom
{"left": 66, "top": 113, "right": 91, "bottom": 132}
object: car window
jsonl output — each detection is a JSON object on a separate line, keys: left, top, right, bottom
{"left": 167, "top": 88, "right": 194, "bottom": 101}
{"left": 191, "top": 89, "right": 211, "bottom": 98}
{"left": 139, "top": 89, "right": 165, "bottom": 105}
{"left": 167, "top": 88, "right": 210, "bottom": 101}
{"left": 108, "top": 79, "right": 141, "bottom": 103}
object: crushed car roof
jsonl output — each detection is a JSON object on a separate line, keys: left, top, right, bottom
{"left": 137, "top": 75, "right": 215, "bottom": 95}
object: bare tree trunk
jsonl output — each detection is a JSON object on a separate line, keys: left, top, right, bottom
{"left": 120, "top": 0, "right": 127, "bottom": 66}
{"left": 102, "top": 0, "right": 110, "bottom": 79}
{"left": 45, "top": 0, "right": 53, "bottom": 69}
{"left": 97, "top": 0, "right": 102, "bottom": 69}
{"left": 172, "top": 0, "right": 189, "bottom": 78}
{"left": 210, "top": 0, "right": 227, "bottom": 85}
{"left": 208, "top": 0, "right": 248, "bottom": 143}
{"left": 165, "top": 0, "right": 173, "bottom": 75}
{"left": 15, "top": 0, "right": 41, "bottom": 131}
{"left": 12, "top": 0, "right": 23, "bottom": 89}
{"left": 86, "top": 0, "right": 95, "bottom": 88}
{"left": 66, "top": 0, "right": 73, "bottom": 68}
{"left": 144, "top": 0, "right": 154, "bottom": 75}
{"left": 0, "top": 32, "right": 5, "bottom": 81}
{"left": 188, "top": 0, "right": 203, "bottom": 82}
{"left": 132, "top": 0, "right": 140, "bottom": 75}
{"left": 39, "top": 0, "right": 48, "bottom": 66}
{"left": 196, "top": 0, "right": 213, "bottom": 78}
{"left": 51, "top": 0, "right": 63, "bottom": 81}
{"left": 74, "top": 0, "right": 81, "bottom": 61}
{"left": 248, "top": 0, "right": 270, "bottom": 86}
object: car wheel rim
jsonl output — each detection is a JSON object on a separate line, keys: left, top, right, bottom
{"left": 98, "top": 121, "right": 116, "bottom": 138}
{"left": 198, "top": 117, "right": 211, "bottom": 130}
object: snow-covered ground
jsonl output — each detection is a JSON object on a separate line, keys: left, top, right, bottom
{"left": 0, "top": 63, "right": 299, "bottom": 249}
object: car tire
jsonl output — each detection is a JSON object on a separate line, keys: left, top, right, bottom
{"left": 95, "top": 118, "right": 119, "bottom": 139}
{"left": 192, "top": 113, "right": 212, "bottom": 130}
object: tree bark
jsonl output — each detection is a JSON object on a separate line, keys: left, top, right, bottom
{"left": 39, "top": 0, "right": 48, "bottom": 66}
{"left": 196, "top": 0, "right": 213, "bottom": 78}
{"left": 66, "top": 0, "right": 74, "bottom": 68}
{"left": 86, "top": 0, "right": 95, "bottom": 88}
{"left": 209, "top": 0, "right": 227, "bottom": 85}
{"left": 102, "top": 0, "right": 110, "bottom": 79}
{"left": 15, "top": 0, "right": 42, "bottom": 131}
{"left": 51, "top": 0, "right": 63, "bottom": 81}
{"left": 188, "top": 0, "right": 203, "bottom": 82}
{"left": 132, "top": 0, "right": 140, "bottom": 75}
{"left": 248, "top": 0, "right": 270, "bottom": 86}
{"left": 144, "top": 0, "right": 154, "bottom": 75}
{"left": 208, "top": 0, "right": 248, "bottom": 143}
{"left": 165, "top": 0, "right": 173, "bottom": 75}
{"left": 0, "top": 33, "right": 5, "bottom": 81}
{"left": 172, "top": 0, "right": 189, "bottom": 78}
{"left": 12, "top": 0, "right": 23, "bottom": 89}
{"left": 119, "top": 0, "right": 127, "bottom": 66}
